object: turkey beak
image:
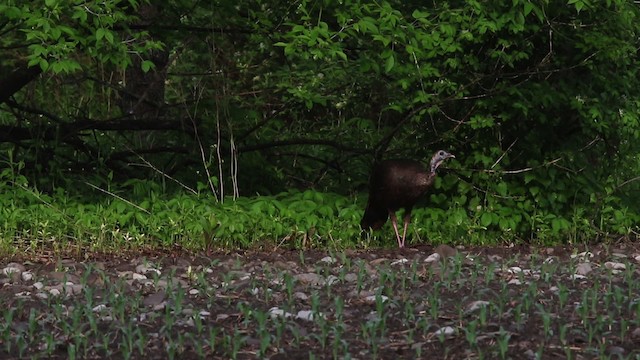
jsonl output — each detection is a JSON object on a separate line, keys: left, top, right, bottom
{"left": 448, "top": 154, "right": 455, "bottom": 159}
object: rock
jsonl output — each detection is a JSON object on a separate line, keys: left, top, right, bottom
{"left": 64, "top": 284, "right": 84, "bottom": 295}
{"left": 344, "top": 273, "right": 358, "bottom": 282}
{"left": 48, "top": 288, "right": 61, "bottom": 297}
{"left": 571, "top": 251, "right": 593, "bottom": 260}
{"left": 21, "top": 271, "right": 34, "bottom": 282}
{"left": 575, "top": 263, "right": 592, "bottom": 276}
{"left": 369, "top": 258, "right": 388, "bottom": 266}
{"left": 523, "top": 349, "right": 536, "bottom": 360}
{"left": 92, "top": 304, "right": 108, "bottom": 312}
{"left": 296, "top": 310, "right": 316, "bottom": 321}
{"left": 508, "top": 266, "right": 523, "bottom": 274}
{"left": 318, "top": 256, "right": 336, "bottom": 264}
{"left": 132, "top": 273, "right": 147, "bottom": 280}
{"left": 181, "top": 308, "right": 194, "bottom": 316}
{"left": 47, "top": 272, "right": 80, "bottom": 284}
{"left": 3, "top": 263, "right": 26, "bottom": 276}
{"left": 143, "top": 291, "right": 166, "bottom": 307}
{"left": 117, "top": 271, "right": 133, "bottom": 279}
{"left": 604, "top": 262, "right": 626, "bottom": 270}
{"left": 466, "top": 300, "right": 490, "bottom": 313}
{"left": 424, "top": 253, "right": 441, "bottom": 263}
{"left": 294, "top": 273, "right": 324, "bottom": 286}
{"left": 325, "top": 275, "right": 339, "bottom": 285}
{"left": 390, "top": 258, "right": 409, "bottom": 266}
{"left": 363, "top": 295, "right": 388, "bottom": 304}
{"left": 434, "top": 326, "right": 456, "bottom": 336}
{"left": 294, "top": 292, "right": 308, "bottom": 300}
{"left": 606, "top": 346, "right": 625, "bottom": 356}
{"left": 135, "top": 265, "right": 161, "bottom": 276}
{"left": 268, "top": 307, "right": 292, "bottom": 319}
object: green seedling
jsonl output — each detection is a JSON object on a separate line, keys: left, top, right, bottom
{"left": 557, "top": 283, "right": 569, "bottom": 309}
{"left": 620, "top": 318, "right": 628, "bottom": 340}
{"left": 403, "top": 300, "right": 415, "bottom": 326}
{"left": 135, "top": 327, "right": 146, "bottom": 357}
{"left": 478, "top": 303, "right": 488, "bottom": 326}
{"left": 207, "top": 327, "right": 219, "bottom": 354}
{"left": 356, "top": 262, "right": 366, "bottom": 293}
{"left": 254, "top": 310, "right": 271, "bottom": 357}
{"left": 428, "top": 285, "right": 440, "bottom": 321}
{"left": 535, "top": 303, "right": 552, "bottom": 338}
{"left": 496, "top": 326, "right": 510, "bottom": 359}
{"left": 484, "top": 262, "right": 497, "bottom": 285}
{"left": 273, "top": 313, "right": 286, "bottom": 347}
{"left": 67, "top": 343, "right": 76, "bottom": 360}
{"left": 559, "top": 323, "right": 569, "bottom": 345}
{"left": 465, "top": 319, "right": 478, "bottom": 347}
{"left": 288, "top": 324, "right": 302, "bottom": 347}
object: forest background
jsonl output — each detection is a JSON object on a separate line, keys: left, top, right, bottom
{"left": 1, "top": 0, "right": 639, "bottom": 253}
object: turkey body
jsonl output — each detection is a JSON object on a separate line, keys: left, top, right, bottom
{"left": 361, "top": 150, "right": 454, "bottom": 248}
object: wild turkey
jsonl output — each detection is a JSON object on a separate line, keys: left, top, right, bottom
{"left": 360, "top": 150, "right": 455, "bottom": 248}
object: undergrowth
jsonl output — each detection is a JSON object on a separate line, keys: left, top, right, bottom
{"left": 0, "top": 172, "right": 637, "bottom": 256}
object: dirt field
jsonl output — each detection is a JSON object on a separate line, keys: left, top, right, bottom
{"left": 2, "top": 242, "right": 640, "bottom": 359}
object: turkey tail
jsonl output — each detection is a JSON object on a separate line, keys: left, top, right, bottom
{"left": 360, "top": 202, "right": 388, "bottom": 230}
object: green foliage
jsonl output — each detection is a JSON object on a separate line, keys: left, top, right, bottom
{"left": 0, "top": 176, "right": 370, "bottom": 253}
{"left": 1, "top": 0, "right": 639, "bottom": 246}
{"left": 1, "top": 169, "right": 637, "bottom": 254}
{"left": 1, "top": 0, "right": 161, "bottom": 73}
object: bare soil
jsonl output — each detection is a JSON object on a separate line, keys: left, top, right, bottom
{"left": 2, "top": 241, "right": 640, "bottom": 359}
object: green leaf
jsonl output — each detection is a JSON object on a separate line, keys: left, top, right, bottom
{"left": 141, "top": 60, "right": 154, "bottom": 73}
{"left": 72, "top": 9, "right": 88, "bottom": 22}
{"left": 38, "top": 58, "right": 49, "bottom": 71}
{"left": 480, "top": 212, "right": 493, "bottom": 227}
{"left": 96, "top": 28, "right": 105, "bottom": 41}
{"left": 496, "top": 182, "right": 508, "bottom": 196}
{"left": 385, "top": 54, "right": 395, "bottom": 73}
{"left": 412, "top": 9, "right": 429, "bottom": 19}
{"left": 104, "top": 30, "right": 114, "bottom": 44}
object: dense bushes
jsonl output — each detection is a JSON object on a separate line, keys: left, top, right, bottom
{"left": 1, "top": 0, "right": 639, "bottom": 248}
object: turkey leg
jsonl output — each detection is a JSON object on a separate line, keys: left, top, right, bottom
{"left": 400, "top": 210, "right": 412, "bottom": 248}
{"left": 389, "top": 211, "right": 403, "bottom": 248}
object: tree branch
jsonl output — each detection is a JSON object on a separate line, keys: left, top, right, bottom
{"left": 238, "top": 138, "right": 366, "bottom": 153}
{"left": 0, "top": 63, "right": 42, "bottom": 104}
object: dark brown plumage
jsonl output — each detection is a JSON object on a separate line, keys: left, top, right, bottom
{"left": 361, "top": 150, "right": 455, "bottom": 248}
